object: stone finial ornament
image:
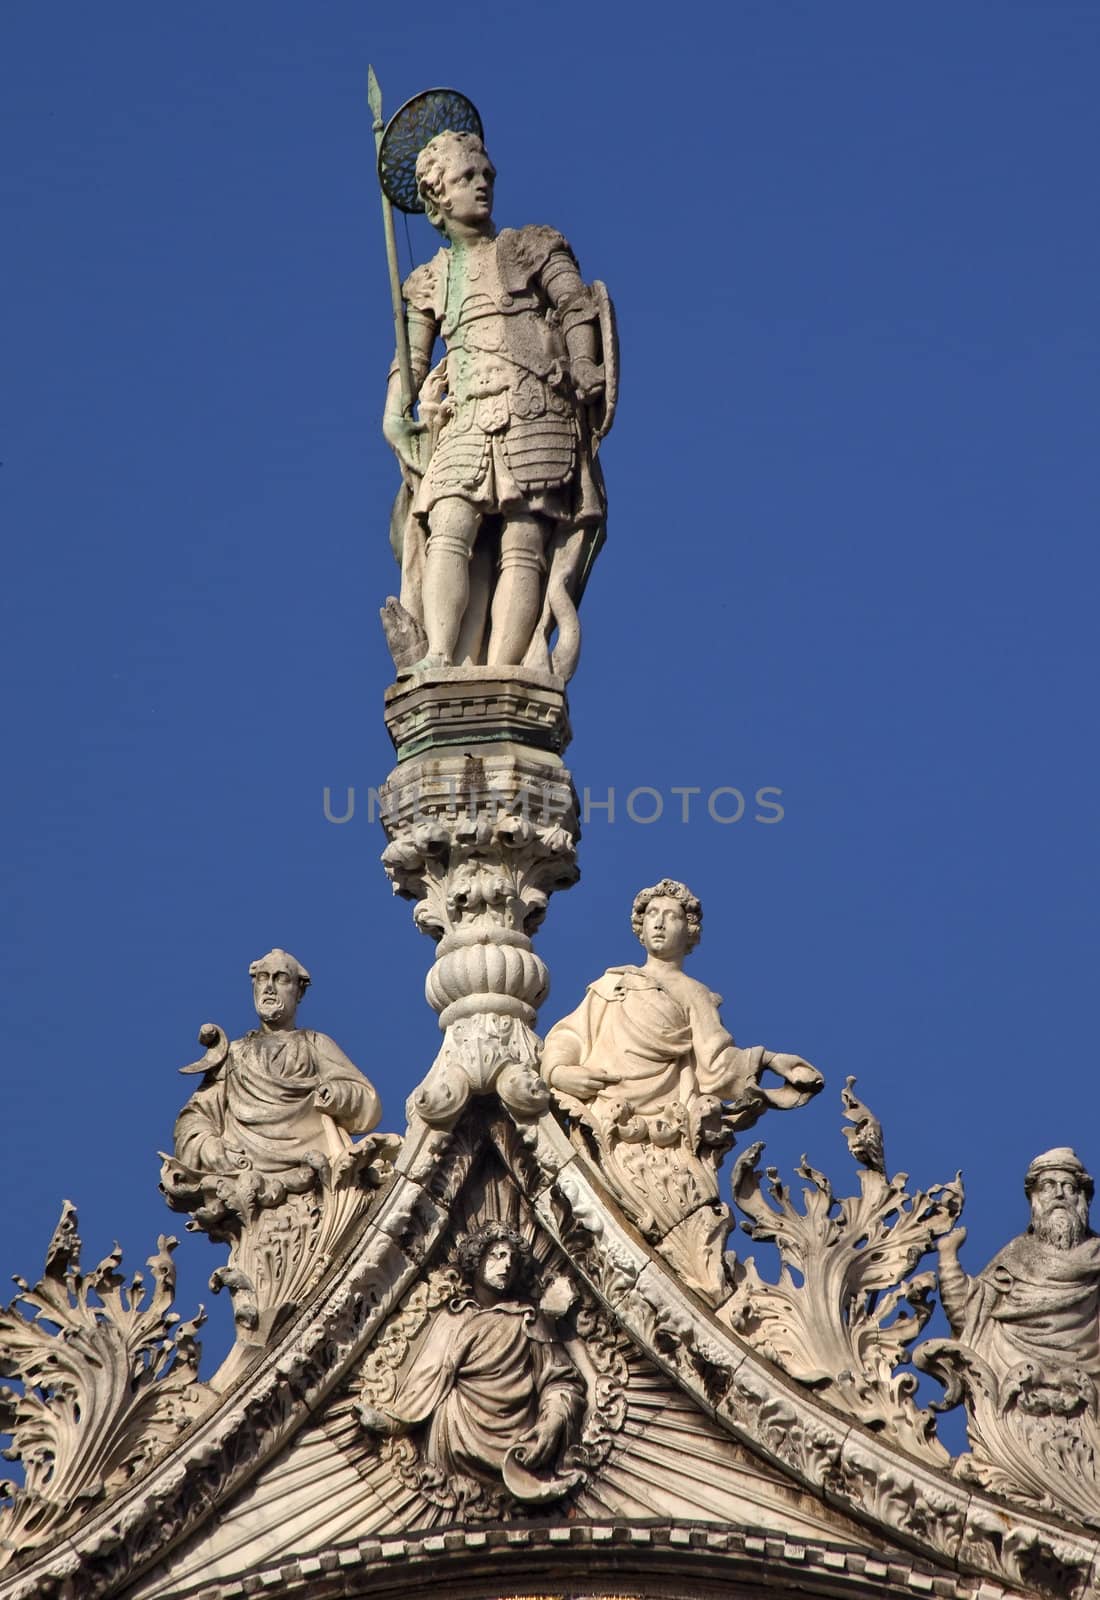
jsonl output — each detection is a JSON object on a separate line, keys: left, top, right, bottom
{"left": 380, "top": 124, "right": 616, "bottom": 679}
{"left": 917, "top": 1147, "right": 1100, "bottom": 1525}
{"left": 160, "top": 951, "right": 398, "bottom": 1337}
{"left": 541, "top": 879, "right": 823, "bottom": 1297}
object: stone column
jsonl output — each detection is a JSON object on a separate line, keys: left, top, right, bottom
{"left": 379, "top": 664, "right": 579, "bottom": 1126}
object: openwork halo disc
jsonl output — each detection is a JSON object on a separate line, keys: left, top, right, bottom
{"left": 379, "top": 88, "right": 484, "bottom": 214}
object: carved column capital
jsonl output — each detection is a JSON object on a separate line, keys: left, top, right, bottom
{"left": 380, "top": 679, "right": 580, "bottom": 1127}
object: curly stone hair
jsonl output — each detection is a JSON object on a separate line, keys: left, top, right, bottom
{"left": 630, "top": 878, "right": 703, "bottom": 953}
{"left": 455, "top": 1222, "right": 539, "bottom": 1298}
{"left": 415, "top": 130, "right": 496, "bottom": 231}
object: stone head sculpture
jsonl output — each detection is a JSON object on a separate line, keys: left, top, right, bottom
{"left": 1025, "top": 1147, "right": 1094, "bottom": 1250}
{"left": 415, "top": 129, "right": 496, "bottom": 235}
{"left": 631, "top": 878, "right": 703, "bottom": 963}
{"left": 249, "top": 948, "right": 311, "bottom": 1029}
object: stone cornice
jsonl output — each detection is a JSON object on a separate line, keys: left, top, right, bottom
{"left": 144, "top": 1520, "right": 1026, "bottom": 1600}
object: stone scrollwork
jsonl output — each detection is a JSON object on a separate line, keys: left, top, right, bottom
{"left": 356, "top": 1221, "right": 626, "bottom": 1519}
{"left": 0, "top": 1204, "right": 209, "bottom": 1567}
{"left": 725, "top": 1077, "right": 963, "bottom": 1466}
{"left": 917, "top": 1146, "right": 1100, "bottom": 1528}
{"left": 542, "top": 878, "right": 822, "bottom": 1300}
{"left": 381, "top": 760, "right": 579, "bottom": 1127}
{"left": 160, "top": 950, "right": 398, "bottom": 1337}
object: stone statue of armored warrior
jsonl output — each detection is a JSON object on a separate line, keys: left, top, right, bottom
{"left": 382, "top": 128, "right": 616, "bottom": 678}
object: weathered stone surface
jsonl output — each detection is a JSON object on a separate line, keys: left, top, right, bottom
{"left": 383, "top": 664, "right": 572, "bottom": 761}
{"left": 381, "top": 128, "right": 615, "bottom": 681}
{"left": 724, "top": 1077, "right": 963, "bottom": 1466}
{"left": 0, "top": 1208, "right": 209, "bottom": 1568}
{"left": 380, "top": 755, "right": 578, "bottom": 1126}
{"left": 160, "top": 951, "right": 398, "bottom": 1342}
{"left": 918, "top": 1148, "right": 1100, "bottom": 1528}
{"left": 542, "top": 878, "right": 822, "bottom": 1298}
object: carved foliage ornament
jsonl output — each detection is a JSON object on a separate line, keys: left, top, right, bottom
{"left": 724, "top": 1077, "right": 963, "bottom": 1467}
{"left": 381, "top": 786, "right": 579, "bottom": 1126}
{"left": 0, "top": 1204, "right": 209, "bottom": 1568}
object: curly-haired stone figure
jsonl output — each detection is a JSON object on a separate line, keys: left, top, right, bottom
{"left": 358, "top": 1224, "right": 585, "bottom": 1505}
{"left": 542, "top": 879, "right": 820, "bottom": 1126}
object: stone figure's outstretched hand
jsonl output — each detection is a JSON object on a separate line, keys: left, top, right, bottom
{"left": 938, "top": 1227, "right": 967, "bottom": 1258}
{"left": 759, "top": 1052, "right": 823, "bottom": 1110}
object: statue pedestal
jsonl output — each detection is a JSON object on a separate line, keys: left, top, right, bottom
{"left": 383, "top": 664, "right": 572, "bottom": 763}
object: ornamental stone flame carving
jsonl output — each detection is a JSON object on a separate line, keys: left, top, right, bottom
{"left": 160, "top": 950, "right": 398, "bottom": 1339}
{"left": 0, "top": 1205, "right": 208, "bottom": 1567}
{"left": 917, "top": 1147, "right": 1100, "bottom": 1525}
{"left": 726, "top": 1078, "right": 963, "bottom": 1465}
{"left": 542, "top": 879, "right": 823, "bottom": 1299}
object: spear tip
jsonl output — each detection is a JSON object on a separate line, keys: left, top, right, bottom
{"left": 367, "top": 65, "right": 382, "bottom": 120}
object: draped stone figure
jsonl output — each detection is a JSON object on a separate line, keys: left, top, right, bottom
{"left": 542, "top": 879, "right": 822, "bottom": 1297}
{"left": 161, "top": 950, "right": 393, "bottom": 1336}
{"left": 382, "top": 129, "right": 615, "bottom": 678}
{"left": 358, "top": 1224, "right": 586, "bottom": 1506}
{"left": 939, "top": 1148, "right": 1100, "bottom": 1379}
{"left": 918, "top": 1147, "right": 1100, "bottom": 1525}
{"left": 171, "top": 950, "right": 381, "bottom": 1183}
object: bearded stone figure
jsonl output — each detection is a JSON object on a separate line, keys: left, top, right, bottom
{"left": 541, "top": 879, "right": 822, "bottom": 1298}
{"left": 918, "top": 1147, "right": 1100, "bottom": 1525}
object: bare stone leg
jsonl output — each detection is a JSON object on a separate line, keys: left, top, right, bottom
{"left": 454, "top": 538, "right": 492, "bottom": 665}
{"left": 423, "top": 497, "right": 480, "bottom": 664}
{"left": 488, "top": 514, "right": 546, "bottom": 666}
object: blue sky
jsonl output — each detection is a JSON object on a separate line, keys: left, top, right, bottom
{"left": 3, "top": 3, "right": 1099, "bottom": 1426}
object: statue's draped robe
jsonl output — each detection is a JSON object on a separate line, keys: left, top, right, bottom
{"left": 174, "top": 1029, "right": 380, "bottom": 1176}
{"left": 379, "top": 1296, "right": 584, "bottom": 1488}
{"left": 542, "top": 964, "right": 768, "bottom": 1120}
{"left": 957, "top": 1232, "right": 1100, "bottom": 1379}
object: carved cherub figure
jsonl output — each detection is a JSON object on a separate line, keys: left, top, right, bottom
{"left": 383, "top": 129, "right": 615, "bottom": 678}
{"left": 358, "top": 1223, "right": 586, "bottom": 1505}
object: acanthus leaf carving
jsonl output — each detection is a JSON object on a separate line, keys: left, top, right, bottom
{"left": 723, "top": 1077, "right": 963, "bottom": 1467}
{"left": 381, "top": 763, "right": 580, "bottom": 1128}
{"left": 0, "top": 1203, "right": 209, "bottom": 1569}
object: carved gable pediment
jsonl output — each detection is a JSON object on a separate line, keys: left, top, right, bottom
{"left": 127, "top": 1125, "right": 895, "bottom": 1600}
{"left": 6, "top": 1101, "right": 1097, "bottom": 1600}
